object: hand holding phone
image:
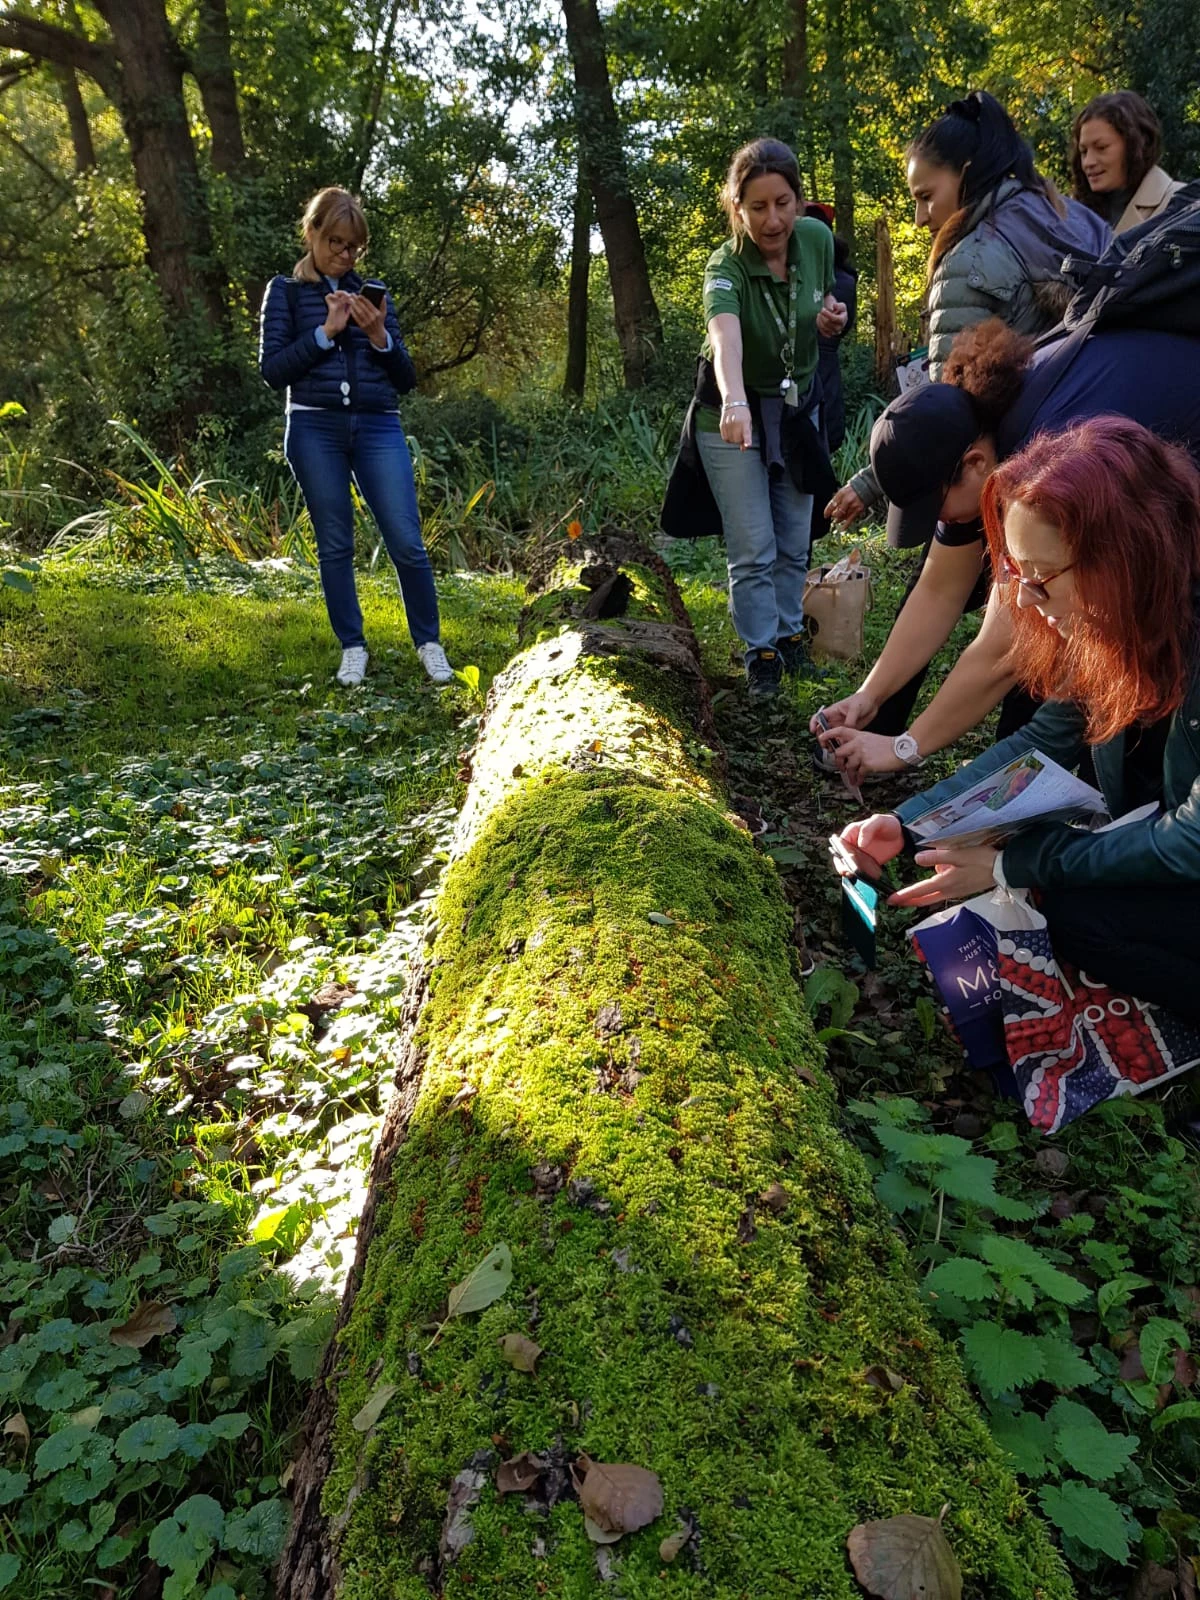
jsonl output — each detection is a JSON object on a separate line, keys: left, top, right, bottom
{"left": 360, "top": 280, "right": 386, "bottom": 309}
{"left": 815, "top": 709, "right": 864, "bottom": 804}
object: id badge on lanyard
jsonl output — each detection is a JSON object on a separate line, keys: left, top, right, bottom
{"left": 761, "top": 269, "right": 800, "bottom": 407}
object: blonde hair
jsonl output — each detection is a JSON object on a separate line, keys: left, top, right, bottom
{"left": 293, "top": 187, "right": 368, "bottom": 283}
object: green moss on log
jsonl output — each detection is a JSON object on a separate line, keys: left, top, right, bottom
{"left": 317, "top": 554, "right": 1071, "bottom": 1599}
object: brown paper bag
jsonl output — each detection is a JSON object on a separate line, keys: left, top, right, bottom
{"left": 804, "top": 548, "right": 871, "bottom": 661}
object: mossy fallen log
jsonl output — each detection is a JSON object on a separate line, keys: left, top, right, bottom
{"left": 278, "top": 538, "right": 1071, "bottom": 1600}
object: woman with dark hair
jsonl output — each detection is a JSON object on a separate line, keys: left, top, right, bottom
{"left": 826, "top": 92, "right": 1107, "bottom": 541}
{"left": 259, "top": 186, "right": 453, "bottom": 689}
{"left": 835, "top": 415, "right": 1200, "bottom": 1017}
{"left": 1071, "top": 91, "right": 1184, "bottom": 234}
{"left": 661, "top": 139, "right": 847, "bottom": 699}
{"left": 813, "top": 316, "right": 1200, "bottom": 783}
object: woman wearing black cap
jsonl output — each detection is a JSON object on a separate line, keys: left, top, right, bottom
{"left": 813, "top": 317, "right": 1200, "bottom": 783}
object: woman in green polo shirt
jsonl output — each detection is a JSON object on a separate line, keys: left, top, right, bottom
{"left": 699, "top": 138, "right": 847, "bottom": 699}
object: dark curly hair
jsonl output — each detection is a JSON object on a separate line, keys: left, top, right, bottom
{"left": 1070, "top": 91, "right": 1163, "bottom": 212}
{"left": 941, "top": 319, "right": 1036, "bottom": 430}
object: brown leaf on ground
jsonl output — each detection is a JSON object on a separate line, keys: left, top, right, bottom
{"left": 847, "top": 1509, "right": 962, "bottom": 1600}
{"left": 573, "top": 1455, "right": 664, "bottom": 1536}
{"left": 659, "top": 1519, "right": 694, "bottom": 1563}
{"left": 1035, "top": 1148, "right": 1069, "bottom": 1181}
{"left": 3, "top": 1412, "right": 30, "bottom": 1451}
{"left": 863, "top": 1366, "right": 907, "bottom": 1394}
{"left": 498, "top": 1334, "right": 543, "bottom": 1373}
{"left": 1174, "top": 1348, "right": 1198, "bottom": 1389}
{"left": 736, "top": 1206, "right": 757, "bottom": 1244}
{"left": 110, "top": 1301, "right": 177, "bottom": 1349}
{"left": 1120, "top": 1345, "right": 1147, "bottom": 1383}
{"left": 758, "top": 1182, "right": 790, "bottom": 1214}
{"left": 439, "top": 1459, "right": 492, "bottom": 1560}
{"left": 1127, "top": 1560, "right": 1179, "bottom": 1600}
{"left": 496, "top": 1451, "right": 547, "bottom": 1495}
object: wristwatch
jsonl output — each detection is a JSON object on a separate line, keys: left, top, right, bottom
{"left": 893, "top": 732, "right": 924, "bottom": 767}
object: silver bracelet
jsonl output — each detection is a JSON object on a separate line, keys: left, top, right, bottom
{"left": 721, "top": 399, "right": 750, "bottom": 412}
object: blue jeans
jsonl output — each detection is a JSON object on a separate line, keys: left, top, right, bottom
{"left": 696, "top": 426, "right": 814, "bottom": 662}
{"left": 284, "top": 409, "right": 440, "bottom": 650}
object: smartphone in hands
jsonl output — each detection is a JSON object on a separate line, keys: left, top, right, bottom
{"left": 360, "top": 280, "right": 387, "bottom": 308}
{"left": 828, "top": 833, "right": 880, "bottom": 968}
{"left": 815, "top": 709, "right": 864, "bottom": 804}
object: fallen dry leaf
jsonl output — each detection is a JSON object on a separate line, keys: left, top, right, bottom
{"left": 110, "top": 1301, "right": 177, "bottom": 1349}
{"left": 351, "top": 1380, "right": 399, "bottom": 1434}
{"left": 440, "top": 1461, "right": 490, "bottom": 1561}
{"left": 864, "top": 1366, "right": 907, "bottom": 1394}
{"left": 3, "top": 1412, "right": 30, "bottom": 1451}
{"left": 585, "top": 1515, "right": 623, "bottom": 1545}
{"left": 758, "top": 1182, "right": 791, "bottom": 1214}
{"left": 447, "top": 1243, "right": 513, "bottom": 1319}
{"left": 498, "top": 1334, "right": 543, "bottom": 1373}
{"left": 496, "top": 1451, "right": 547, "bottom": 1495}
{"left": 573, "top": 1455, "right": 664, "bottom": 1536}
{"left": 847, "top": 1508, "right": 962, "bottom": 1600}
{"left": 736, "top": 1206, "right": 757, "bottom": 1245}
{"left": 659, "top": 1520, "right": 693, "bottom": 1562}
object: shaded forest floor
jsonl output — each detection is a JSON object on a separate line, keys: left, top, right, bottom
{"left": 0, "top": 548, "right": 1198, "bottom": 1598}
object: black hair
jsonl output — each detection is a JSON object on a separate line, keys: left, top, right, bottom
{"left": 909, "top": 91, "right": 1061, "bottom": 272}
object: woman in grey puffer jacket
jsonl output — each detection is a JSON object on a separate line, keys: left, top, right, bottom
{"left": 828, "top": 93, "right": 1109, "bottom": 530}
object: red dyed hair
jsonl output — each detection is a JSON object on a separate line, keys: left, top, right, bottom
{"left": 981, "top": 415, "right": 1200, "bottom": 745}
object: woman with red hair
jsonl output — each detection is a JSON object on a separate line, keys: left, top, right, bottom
{"left": 836, "top": 415, "right": 1200, "bottom": 1016}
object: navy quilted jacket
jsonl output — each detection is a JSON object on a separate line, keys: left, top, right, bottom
{"left": 258, "top": 271, "right": 417, "bottom": 410}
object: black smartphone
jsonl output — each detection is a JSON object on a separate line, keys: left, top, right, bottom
{"left": 360, "top": 280, "right": 386, "bottom": 308}
{"left": 815, "top": 709, "right": 864, "bottom": 804}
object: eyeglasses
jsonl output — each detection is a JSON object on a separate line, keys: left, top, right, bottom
{"left": 998, "top": 553, "right": 1076, "bottom": 604}
{"left": 326, "top": 236, "right": 361, "bottom": 258}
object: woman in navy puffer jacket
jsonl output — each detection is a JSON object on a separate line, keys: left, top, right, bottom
{"left": 259, "top": 187, "right": 452, "bottom": 688}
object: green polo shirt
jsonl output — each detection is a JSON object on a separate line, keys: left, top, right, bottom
{"left": 697, "top": 217, "right": 834, "bottom": 431}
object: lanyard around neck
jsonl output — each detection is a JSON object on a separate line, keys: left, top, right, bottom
{"left": 759, "top": 266, "right": 798, "bottom": 379}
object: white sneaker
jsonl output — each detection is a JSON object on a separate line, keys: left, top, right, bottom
{"left": 336, "top": 646, "right": 369, "bottom": 687}
{"left": 417, "top": 641, "right": 454, "bottom": 686}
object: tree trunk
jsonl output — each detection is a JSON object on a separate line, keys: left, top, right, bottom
{"left": 351, "top": 0, "right": 405, "bottom": 192}
{"left": 874, "top": 215, "right": 897, "bottom": 393}
{"left": 275, "top": 535, "right": 1074, "bottom": 1600}
{"left": 561, "top": 0, "right": 662, "bottom": 390}
{"left": 55, "top": 64, "right": 96, "bottom": 172}
{"left": 824, "top": 0, "right": 855, "bottom": 258}
{"left": 191, "top": 0, "right": 246, "bottom": 177}
{"left": 562, "top": 158, "right": 591, "bottom": 399}
{"left": 780, "top": 0, "right": 808, "bottom": 151}
{"left": 91, "top": 0, "right": 233, "bottom": 363}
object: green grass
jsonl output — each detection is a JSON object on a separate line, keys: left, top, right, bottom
{"left": 0, "top": 558, "right": 522, "bottom": 1599}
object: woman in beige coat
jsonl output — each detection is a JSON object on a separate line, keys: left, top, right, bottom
{"left": 1071, "top": 90, "right": 1184, "bottom": 235}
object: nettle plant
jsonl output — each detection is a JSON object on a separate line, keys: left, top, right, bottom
{"left": 850, "top": 1098, "right": 1200, "bottom": 1575}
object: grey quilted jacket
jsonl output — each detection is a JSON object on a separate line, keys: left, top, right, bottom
{"left": 848, "top": 182, "right": 1110, "bottom": 510}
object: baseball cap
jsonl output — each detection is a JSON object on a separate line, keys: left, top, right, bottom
{"left": 869, "top": 384, "right": 983, "bottom": 548}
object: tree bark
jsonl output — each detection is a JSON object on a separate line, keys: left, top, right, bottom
{"left": 561, "top": 0, "right": 662, "bottom": 389}
{"left": 191, "top": 0, "right": 246, "bottom": 177}
{"left": 824, "top": 0, "right": 855, "bottom": 258}
{"left": 2, "top": 1, "right": 234, "bottom": 384}
{"left": 54, "top": 64, "right": 96, "bottom": 171}
{"left": 780, "top": 0, "right": 808, "bottom": 152}
{"left": 351, "top": 0, "right": 404, "bottom": 192}
{"left": 562, "top": 157, "right": 591, "bottom": 399}
{"left": 874, "top": 214, "right": 897, "bottom": 393}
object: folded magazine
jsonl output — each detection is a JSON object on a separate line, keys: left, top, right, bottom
{"left": 905, "top": 749, "right": 1107, "bottom": 850}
